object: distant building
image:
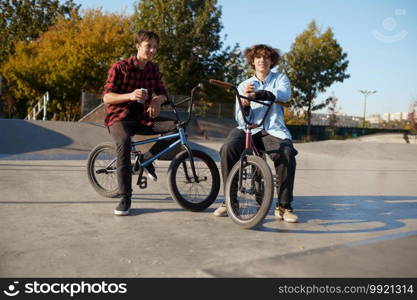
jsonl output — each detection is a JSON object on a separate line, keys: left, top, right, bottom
{"left": 311, "top": 113, "right": 361, "bottom": 127}
{"left": 366, "top": 114, "right": 381, "bottom": 125}
{"left": 310, "top": 109, "right": 415, "bottom": 128}
{"left": 365, "top": 111, "right": 414, "bottom": 128}
{"left": 382, "top": 112, "right": 409, "bottom": 122}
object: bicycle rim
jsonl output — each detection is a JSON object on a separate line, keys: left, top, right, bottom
{"left": 91, "top": 146, "right": 118, "bottom": 194}
{"left": 225, "top": 156, "right": 273, "bottom": 228}
{"left": 174, "top": 156, "right": 214, "bottom": 203}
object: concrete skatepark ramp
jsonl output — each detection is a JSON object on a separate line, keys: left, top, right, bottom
{"left": 0, "top": 118, "right": 214, "bottom": 160}
{"left": 0, "top": 119, "right": 112, "bottom": 159}
{"left": 1, "top": 118, "right": 417, "bottom": 277}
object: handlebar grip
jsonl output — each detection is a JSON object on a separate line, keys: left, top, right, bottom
{"left": 209, "top": 79, "right": 234, "bottom": 89}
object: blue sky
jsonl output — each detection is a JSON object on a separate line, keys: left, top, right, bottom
{"left": 74, "top": 0, "right": 417, "bottom": 117}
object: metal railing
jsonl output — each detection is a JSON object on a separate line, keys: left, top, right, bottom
{"left": 25, "top": 92, "right": 49, "bottom": 120}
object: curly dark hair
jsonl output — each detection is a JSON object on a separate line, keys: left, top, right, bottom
{"left": 244, "top": 44, "right": 280, "bottom": 69}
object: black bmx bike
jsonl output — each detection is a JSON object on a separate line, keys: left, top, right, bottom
{"left": 209, "top": 79, "right": 289, "bottom": 228}
{"left": 87, "top": 84, "right": 220, "bottom": 212}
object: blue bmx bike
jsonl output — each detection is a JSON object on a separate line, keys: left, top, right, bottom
{"left": 87, "top": 84, "right": 220, "bottom": 212}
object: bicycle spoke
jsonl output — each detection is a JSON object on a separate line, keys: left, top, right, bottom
{"left": 230, "top": 163, "right": 264, "bottom": 220}
{"left": 94, "top": 148, "right": 118, "bottom": 191}
{"left": 175, "top": 158, "right": 213, "bottom": 203}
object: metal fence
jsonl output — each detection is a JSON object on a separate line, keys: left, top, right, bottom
{"left": 196, "top": 102, "right": 235, "bottom": 119}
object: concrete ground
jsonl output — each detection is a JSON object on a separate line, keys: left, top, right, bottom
{"left": 1, "top": 119, "right": 417, "bottom": 277}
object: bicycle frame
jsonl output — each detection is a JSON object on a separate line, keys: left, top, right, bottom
{"left": 131, "top": 127, "right": 188, "bottom": 168}
{"left": 102, "top": 85, "right": 202, "bottom": 183}
{"left": 130, "top": 125, "right": 200, "bottom": 185}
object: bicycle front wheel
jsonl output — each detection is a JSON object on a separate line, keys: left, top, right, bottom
{"left": 225, "top": 155, "right": 273, "bottom": 229}
{"left": 87, "top": 142, "right": 120, "bottom": 198}
{"left": 168, "top": 149, "right": 220, "bottom": 212}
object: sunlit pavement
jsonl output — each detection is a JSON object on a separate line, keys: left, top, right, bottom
{"left": 1, "top": 136, "right": 417, "bottom": 277}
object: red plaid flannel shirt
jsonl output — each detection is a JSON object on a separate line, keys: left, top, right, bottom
{"left": 103, "top": 56, "right": 167, "bottom": 127}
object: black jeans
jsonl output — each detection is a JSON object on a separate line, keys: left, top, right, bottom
{"left": 219, "top": 128, "right": 298, "bottom": 208}
{"left": 108, "top": 116, "right": 176, "bottom": 198}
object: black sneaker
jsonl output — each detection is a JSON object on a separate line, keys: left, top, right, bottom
{"left": 145, "top": 163, "right": 157, "bottom": 182}
{"left": 114, "top": 196, "right": 131, "bottom": 216}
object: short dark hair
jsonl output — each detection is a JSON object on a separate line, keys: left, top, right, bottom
{"left": 244, "top": 44, "right": 280, "bottom": 69}
{"left": 134, "top": 30, "right": 160, "bottom": 46}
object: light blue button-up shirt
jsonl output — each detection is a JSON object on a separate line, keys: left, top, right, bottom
{"left": 236, "top": 70, "right": 292, "bottom": 140}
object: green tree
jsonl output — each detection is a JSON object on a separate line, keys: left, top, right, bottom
{"left": 0, "top": 0, "right": 80, "bottom": 117}
{"left": 283, "top": 21, "right": 350, "bottom": 140}
{"left": 132, "top": 0, "right": 243, "bottom": 102}
{"left": 284, "top": 108, "right": 305, "bottom": 125}
{"left": 1, "top": 9, "right": 133, "bottom": 120}
{"left": 0, "top": 0, "right": 80, "bottom": 67}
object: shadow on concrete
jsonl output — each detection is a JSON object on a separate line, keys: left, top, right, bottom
{"left": 0, "top": 119, "right": 72, "bottom": 156}
{"left": 259, "top": 195, "right": 417, "bottom": 234}
{"left": 132, "top": 194, "right": 173, "bottom": 202}
{"left": 129, "top": 208, "right": 186, "bottom": 216}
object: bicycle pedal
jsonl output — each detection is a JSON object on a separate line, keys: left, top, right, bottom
{"left": 137, "top": 176, "right": 148, "bottom": 189}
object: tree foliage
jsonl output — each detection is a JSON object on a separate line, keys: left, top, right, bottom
{"left": 1, "top": 9, "right": 133, "bottom": 120}
{"left": 132, "top": 0, "right": 244, "bottom": 104}
{"left": 284, "top": 108, "right": 306, "bottom": 125}
{"left": 283, "top": 20, "right": 349, "bottom": 139}
{"left": 0, "top": 0, "right": 80, "bottom": 67}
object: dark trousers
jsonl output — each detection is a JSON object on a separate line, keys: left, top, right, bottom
{"left": 108, "top": 116, "right": 176, "bottom": 198}
{"left": 219, "top": 128, "right": 298, "bottom": 208}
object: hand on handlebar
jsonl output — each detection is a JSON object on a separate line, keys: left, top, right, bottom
{"left": 209, "top": 79, "right": 290, "bottom": 108}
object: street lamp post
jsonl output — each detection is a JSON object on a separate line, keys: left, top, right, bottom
{"left": 359, "top": 90, "right": 377, "bottom": 128}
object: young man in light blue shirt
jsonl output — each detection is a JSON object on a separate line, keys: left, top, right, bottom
{"left": 214, "top": 44, "right": 299, "bottom": 222}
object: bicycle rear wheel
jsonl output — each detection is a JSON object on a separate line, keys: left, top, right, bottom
{"left": 225, "top": 155, "right": 273, "bottom": 229}
{"left": 168, "top": 149, "right": 220, "bottom": 211}
{"left": 87, "top": 142, "right": 120, "bottom": 198}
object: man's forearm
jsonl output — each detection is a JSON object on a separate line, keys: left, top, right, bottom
{"left": 103, "top": 92, "right": 131, "bottom": 104}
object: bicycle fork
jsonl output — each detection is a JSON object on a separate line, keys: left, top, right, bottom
{"left": 179, "top": 127, "right": 200, "bottom": 183}
{"left": 238, "top": 128, "right": 259, "bottom": 192}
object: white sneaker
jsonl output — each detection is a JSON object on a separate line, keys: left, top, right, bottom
{"left": 213, "top": 203, "right": 228, "bottom": 217}
{"left": 275, "top": 206, "right": 299, "bottom": 223}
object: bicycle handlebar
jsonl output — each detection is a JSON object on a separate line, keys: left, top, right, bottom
{"left": 168, "top": 83, "right": 203, "bottom": 128}
{"left": 208, "top": 79, "right": 290, "bottom": 107}
{"left": 208, "top": 79, "right": 290, "bottom": 128}
{"left": 209, "top": 79, "right": 234, "bottom": 89}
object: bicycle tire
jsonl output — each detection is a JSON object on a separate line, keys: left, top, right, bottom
{"left": 87, "top": 142, "right": 120, "bottom": 198}
{"left": 225, "top": 155, "right": 273, "bottom": 229}
{"left": 168, "top": 149, "right": 220, "bottom": 211}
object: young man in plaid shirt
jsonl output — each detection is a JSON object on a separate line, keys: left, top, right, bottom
{"left": 103, "top": 30, "right": 175, "bottom": 216}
